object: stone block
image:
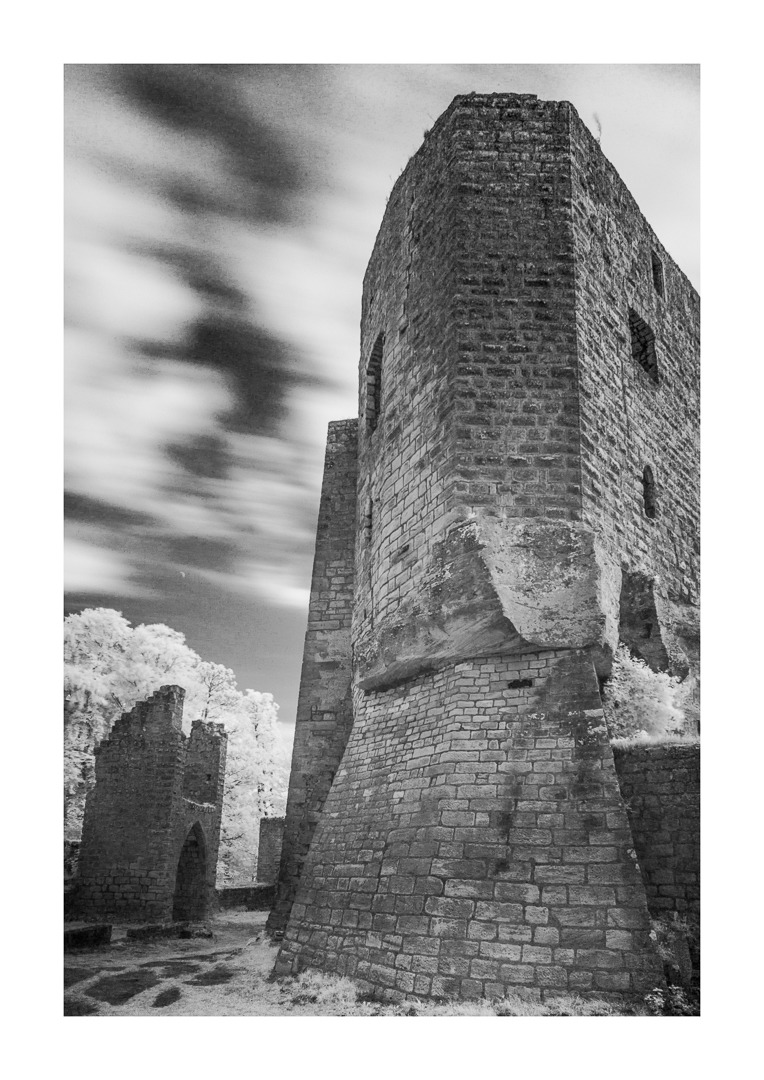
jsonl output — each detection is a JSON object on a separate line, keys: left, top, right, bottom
{"left": 474, "top": 901, "right": 524, "bottom": 923}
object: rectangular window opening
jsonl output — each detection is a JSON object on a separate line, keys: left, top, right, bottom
{"left": 650, "top": 251, "right": 665, "bottom": 297}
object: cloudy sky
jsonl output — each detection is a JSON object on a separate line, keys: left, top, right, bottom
{"left": 64, "top": 64, "right": 699, "bottom": 729}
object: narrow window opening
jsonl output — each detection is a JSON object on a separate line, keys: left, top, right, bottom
{"left": 642, "top": 465, "right": 657, "bottom": 519}
{"left": 628, "top": 309, "right": 659, "bottom": 383}
{"left": 363, "top": 497, "right": 373, "bottom": 543}
{"left": 650, "top": 251, "right": 665, "bottom": 297}
{"left": 365, "top": 333, "right": 385, "bottom": 433}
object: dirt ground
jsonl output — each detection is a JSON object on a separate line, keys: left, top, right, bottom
{"left": 64, "top": 911, "right": 311, "bottom": 1016}
{"left": 63, "top": 910, "right": 637, "bottom": 1017}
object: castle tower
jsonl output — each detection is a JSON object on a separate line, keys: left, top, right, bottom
{"left": 271, "top": 94, "right": 699, "bottom": 1001}
{"left": 74, "top": 686, "right": 228, "bottom": 922}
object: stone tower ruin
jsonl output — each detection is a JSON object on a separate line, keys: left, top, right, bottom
{"left": 270, "top": 93, "right": 699, "bottom": 1001}
{"left": 74, "top": 685, "right": 227, "bottom": 922}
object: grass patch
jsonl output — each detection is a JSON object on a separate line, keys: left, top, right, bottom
{"left": 278, "top": 972, "right": 619, "bottom": 1016}
{"left": 287, "top": 970, "right": 361, "bottom": 1008}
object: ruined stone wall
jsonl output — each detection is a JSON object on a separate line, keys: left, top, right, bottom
{"left": 74, "top": 686, "right": 227, "bottom": 922}
{"left": 612, "top": 744, "right": 700, "bottom": 922}
{"left": 275, "top": 650, "right": 662, "bottom": 1000}
{"left": 568, "top": 110, "right": 700, "bottom": 673}
{"left": 268, "top": 422, "right": 357, "bottom": 931}
{"left": 175, "top": 720, "right": 227, "bottom": 919}
{"left": 257, "top": 817, "right": 285, "bottom": 884}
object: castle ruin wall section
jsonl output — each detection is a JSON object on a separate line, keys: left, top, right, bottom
{"left": 268, "top": 421, "right": 358, "bottom": 932}
{"left": 74, "top": 686, "right": 227, "bottom": 922}
{"left": 274, "top": 94, "right": 697, "bottom": 1001}
{"left": 568, "top": 110, "right": 700, "bottom": 675}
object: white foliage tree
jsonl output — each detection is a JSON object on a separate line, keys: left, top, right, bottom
{"left": 216, "top": 688, "right": 281, "bottom": 884}
{"left": 64, "top": 608, "right": 289, "bottom": 884}
{"left": 602, "top": 644, "right": 694, "bottom": 742}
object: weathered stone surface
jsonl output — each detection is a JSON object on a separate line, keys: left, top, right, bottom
{"left": 256, "top": 817, "right": 285, "bottom": 884}
{"left": 267, "top": 422, "right": 358, "bottom": 935}
{"left": 272, "top": 91, "right": 699, "bottom": 1001}
{"left": 72, "top": 686, "right": 227, "bottom": 923}
{"left": 612, "top": 744, "right": 700, "bottom": 924}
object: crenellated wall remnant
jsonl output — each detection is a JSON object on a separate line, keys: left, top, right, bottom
{"left": 72, "top": 685, "right": 227, "bottom": 923}
{"left": 271, "top": 93, "right": 699, "bottom": 1002}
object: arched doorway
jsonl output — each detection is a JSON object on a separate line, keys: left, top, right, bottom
{"left": 172, "top": 822, "right": 207, "bottom": 921}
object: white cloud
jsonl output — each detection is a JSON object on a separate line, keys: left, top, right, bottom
{"left": 64, "top": 535, "right": 145, "bottom": 596}
{"left": 66, "top": 343, "right": 233, "bottom": 514}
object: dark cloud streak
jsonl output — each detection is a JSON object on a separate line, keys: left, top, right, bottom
{"left": 112, "top": 63, "right": 308, "bottom": 224}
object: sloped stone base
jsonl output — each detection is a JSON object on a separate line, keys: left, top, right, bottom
{"left": 274, "top": 649, "right": 663, "bottom": 1000}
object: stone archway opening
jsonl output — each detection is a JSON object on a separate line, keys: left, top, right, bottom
{"left": 172, "top": 822, "right": 207, "bottom": 922}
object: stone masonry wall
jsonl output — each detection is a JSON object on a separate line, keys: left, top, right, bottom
{"left": 354, "top": 112, "right": 460, "bottom": 679}
{"left": 568, "top": 109, "right": 700, "bottom": 673}
{"left": 275, "top": 93, "right": 697, "bottom": 1002}
{"left": 74, "top": 686, "right": 227, "bottom": 922}
{"left": 612, "top": 744, "right": 699, "bottom": 923}
{"left": 257, "top": 817, "right": 285, "bottom": 884}
{"left": 353, "top": 97, "right": 592, "bottom": 691}
{"left": 275, "top": 649, "right": 662, "bottom": 1001}
{"left": 175, "top": 719, "right": 227, "bottom": 918}
{"left": 447, "top": 96, "right": 581, "bottom": 523}
{"left": 268, "top": 421, "right": 358, "bottom": 932}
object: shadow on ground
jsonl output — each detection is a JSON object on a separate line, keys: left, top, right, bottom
{"left": 64, "top": 911, "right": 278, "bottom": 1016}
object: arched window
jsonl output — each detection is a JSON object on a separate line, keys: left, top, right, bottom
{"left": 651, "top": 251, "right": 665, "bottom": 297}
{"left": 642, "top": 465, "right": 657, "bottom": 519}
{"left": 365, "top": 333, "right": 385, "bottom": 433}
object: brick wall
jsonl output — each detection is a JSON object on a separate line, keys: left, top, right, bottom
{"left": 74, "top": 686, "right": 227, "bottom": 922}
{"left": 268, "top": 421, "right": 358, "bottom": 932}
{"left": 612, "top": 744, "right": 699, "bottom": 922}
{"left": 352, "top": 96, "right": 602, "bottom": 692}
{"left": 568, "top": 109, "right": 700, "bottom": 673}
{"left": 275, "top": 650, "right": 662, "bottom": 1001}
